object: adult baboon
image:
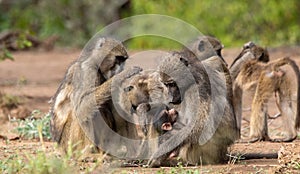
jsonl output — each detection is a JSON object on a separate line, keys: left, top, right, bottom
{"left": 50, "top": 37, "right": 142, "bottom": 157}
{"left": 139, "top": 52, "right": 239, "bottom": 166}
{"left": 230, "top": 42, "right": 300, "bottom": 142}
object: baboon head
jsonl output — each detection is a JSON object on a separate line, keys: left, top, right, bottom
{"left": 121, "top": 72, "right": 170, "bottom": 114}
{"left": 243, "top": 41, "right": 269, "bottom": 63}
{"left": 158, "top": 53, "right": 195, "bottom": 104}
{"left": 182, "top": 35, "right": 226, "bottom": 65}
{"left": 81, "top": 37, "right": 129, "bottom": 80}
{"left": 123, "top": 75, "right": 150, "bottom": 112}
{"left": 231, "top": 41, "right": 269, "bottom": 68}
{"left": 98, "top": 38, "right": 128, "bottom": 79}
{"left": 136, "top": 103, "right": 178, "bottom": 136}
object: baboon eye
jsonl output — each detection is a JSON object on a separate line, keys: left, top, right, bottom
{"left": 124, "top": 86, "right": 134, "bottom": 92}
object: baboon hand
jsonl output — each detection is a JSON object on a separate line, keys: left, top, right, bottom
{"left": 117, "top": 66, "right": 143, "bottom": 80}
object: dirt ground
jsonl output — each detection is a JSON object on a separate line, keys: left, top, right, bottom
{"left": 0, "top": 46, "right": 300, "bottom": 173}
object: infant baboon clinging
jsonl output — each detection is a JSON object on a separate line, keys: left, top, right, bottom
{"left": 136, "top": 103, "right": 178, "bottom": 136}
{"left": 50, "top": 37, "right": 142, "bottom": 157}
{"left": 230, "top": 42, "right": 300, "bottom": 142}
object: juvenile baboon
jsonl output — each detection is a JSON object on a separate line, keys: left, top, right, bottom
{"left": 143, "top": 52, "right": 238, "bottom": 166}
{"left": 230, "top": 42, "right": 300, "bottom": 142}
{"left": 50, "top": 37, "right": 142, "bottom": 157}
{"left": 121, "top": 71, "right": 170, "bottom": 112}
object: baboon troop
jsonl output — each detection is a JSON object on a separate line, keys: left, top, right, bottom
{"left": 50, "top": 35, "right": 300, "bottom": 167}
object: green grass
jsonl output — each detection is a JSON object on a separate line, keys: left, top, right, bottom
{"left": 13, "top": 110, "right": 51, "bottom": 140}
{"left": 0, "top": 110, "right": 101, "bottom": 173}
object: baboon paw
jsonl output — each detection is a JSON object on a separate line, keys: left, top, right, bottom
{"left": 122, "top": 66, "right": 143, "bottom": 79}
{"left": 271, "top": 136, "right": 297, "bottom": 143}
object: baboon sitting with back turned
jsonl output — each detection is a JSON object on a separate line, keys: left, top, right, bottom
{"left": 50, "top": 37, "right": 142, "bottom": 157}
{"left": 230, "top": 42, "right": 300, "bottom": 143}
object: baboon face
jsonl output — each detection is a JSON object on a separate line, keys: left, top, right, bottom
{"left": 122, "top": 72, "right": 170, "bottom": 113}
{"left": 123, "top": 75, "right": 150, "bottom": 111}
{"left": 136, "top": 103, "right": 178, "bottom": 136}
{"left": 101, "top": 54, "right": 127, "bottom": 79}
{"left": 91, "top": 38, "right": 128, "bottom": 79}
{"left": 159, "top": 72, "right": 181, "bottom": 104}
{"left": 153, "top": 106, "right": 178, "bottom": 134}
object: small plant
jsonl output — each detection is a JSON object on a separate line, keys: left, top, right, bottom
{"left": 227, "top": 152, "right": 246, "bottom": 165}
{"left": 0, "top": 48, "right": 14, "bottom": 61}
{"left": 0, "top": 149, "right": 78, "bottom": 174}
{"left": 14, "top": 110, "right": 51, "bottom": 140}
{"left": 289, "top": 160, "right": 300, "bottom": 170}
{"left": 0, "top": 92, "right": 21, "bottom": 109}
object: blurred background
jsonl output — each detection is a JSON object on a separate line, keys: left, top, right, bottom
{"left": 0, "top": 0, "right": 299, "bottom": 52}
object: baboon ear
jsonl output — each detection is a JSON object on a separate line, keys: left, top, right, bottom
{"left": 124, "top": 86, "right": 134, "bottom": 92}
{"left": 198, "top": 40, "right": 205, "bottom": 52}
{"left": 161, "top": 122, "right": 172, "bottom": 131}
{"left": 180, "top": 57, "right": 189, "bottom": 66}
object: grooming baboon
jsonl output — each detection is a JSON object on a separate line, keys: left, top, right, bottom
{"left": 230, "top": 41, "right": 270, "bottom": 80}
{"left": 50, "top": 37, "right": 142, "bottom": 157}
{"left": 230, "top": 42, "right": 270, "bottom": 132}
{"left": 230, "top": 42, "right": 300, "bottom": 142}
{"left": 141, "top": 52, "right": 239, "bottom": 166}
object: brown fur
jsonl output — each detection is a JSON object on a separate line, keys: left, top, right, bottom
{"left": 231, "top": 45, "right": 300, "bottom": 142}
{"left": 50, "top": 37, "right": 143, "bottom": 157}
{"left": 143, "top": 52, "right": 238, "bottom": 166}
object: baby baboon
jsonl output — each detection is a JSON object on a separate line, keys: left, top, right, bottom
{"left": 50, "top": 37, "right": 142, "bottom": 156}
{"left": 146, "top": 52, "right": 238, "bottom": 166}
{"left": 230, "top": 42, "right": 300, "bottom": 142}
{"left": 136, "top": 103, "right": 178, "bottom": 136}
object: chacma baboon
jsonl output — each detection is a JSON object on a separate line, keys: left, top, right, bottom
{"left": 230, "top": 41, "right": 270, "bottom": 80}
{"left": 136, "top": 103, "right": 178, "bottom": 136}
{"left": 121, "top": 71, "right": 170, "bottom": 113}
{"left": 144, "top": 52, "right": 238, "bottom": 166}
{"left": 50, "top": 37, "right": 142, "bottom": 157}
{"left": 230, "top": 42, "right": 300, "bottom": 142}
